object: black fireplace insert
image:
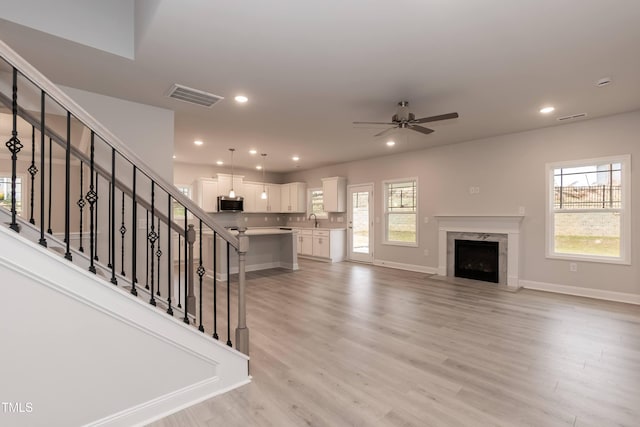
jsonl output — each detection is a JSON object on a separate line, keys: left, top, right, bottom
{"left": 454, "top": 239, "right": 499, "bottom": 283}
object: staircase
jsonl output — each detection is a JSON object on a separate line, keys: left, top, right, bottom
{"left": 0, "top": 39, "right": 250, "bottom": 426}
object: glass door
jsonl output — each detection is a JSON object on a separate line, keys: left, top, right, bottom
{"left": 348, "top": 184, "right": 374, "bottom": 263}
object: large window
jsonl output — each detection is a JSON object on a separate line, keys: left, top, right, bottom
{"left": 0, "top": 175, "right": 23, "bottom": 216}
{"left": 172, "top": 184, "right": 191, "bottom": 219}
{"left": 383, "top": 178, "right": 417, "bottom": 245}
{"left": 547, "top": 155, "right": 630, "bottom": 264}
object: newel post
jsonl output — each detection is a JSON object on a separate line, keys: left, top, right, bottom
{"left": 186, "top": 224, "right": 197, "bottom": 317}
{"left": 235, "top": 228, "right": 250, "bottom": 356}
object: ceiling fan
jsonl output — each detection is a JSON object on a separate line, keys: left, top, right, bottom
{"left": 353, "top": 101, "right": 459, "bottom": 138}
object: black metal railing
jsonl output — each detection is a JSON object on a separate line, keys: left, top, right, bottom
{"left": 554, "top": 185, "right": 622, "bottom": 209}
{"left": 0, "top": 40, "right": 249, "bottom": 356}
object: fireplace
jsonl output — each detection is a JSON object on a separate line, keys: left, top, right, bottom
{"left": 454, "top": 240, "right": 499, "bottom": 283}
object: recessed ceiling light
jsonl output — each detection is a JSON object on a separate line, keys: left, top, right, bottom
{"left": 194, "top": 140, "right": 204, "bottom": 146}
{"left": 249, "top": 149, "right": 257, "bottom": 155}
{"left": 256, "top": 165, "right": 262, "bottom": 170}
{"left": 386, "top": 140, "right": 396, "bottom": 147}
{"left": 235, "top": 95, "right": 248, "bottom": 103}
{"left": 216, "top": 160, "right": 224, "bottom": 165}
{"left": 172, "top": 155, "right": 177, "bottom": 159}
{"left": 539, "top": 106, "right": 555, "bottom": 114}
{"left": 292, "top": 155, "right": 300, "bottom": 161}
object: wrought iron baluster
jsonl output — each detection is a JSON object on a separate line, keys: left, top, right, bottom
{"left": 107, "top": 181, "right": 112, "bottom": 269}
{"left": 227, "top": 241, "right": 232, "bottom": 347}
{"left": 148, "top": 182, "right": 157, "bottom": 306}
{"left": 64, "top": 112, "right": 72, "bottom": 260}
{"left": 6, "top": 68, "right": 22, "bottom": 233}
{"left": 166, "top": 195, "right": 173, "bottom": 316}
{"left": 177, "top": 232, "right": 182, "bottom": 309}
{"left": 145, "top": 210, "right": 149, "bottom": 289}
{"left": 120, "top": 191, "right": 126, "bottom": 276}
{"left": 38, "top": 91, "right": 46, "bottom": 247}
{"left": 197, "top": 220, "right": 205, "bottom": 333}
{"left": 156, "top": 211, "right": 162, "bottom": 297}
{"left": 131, "top": 166, "right": 138, "bottom": 296}
{"left": 28, "top": 125, "right": 37, "bottom": 225}
{"left": 110, "top": 148, "right": 117, "bottom": 285}
{"left": 94, "top": 173, "right": 99, "bottom": 261}
{"left": 87, "top": 133, "right": 97, "bottom": 274}
{"left": 77, "top": 162, "right": 85, "bottom": 252}
{"left": 47, "top": 137, "right": 52, "bottom": 235}
{"left": 213, "top": 230, "right": 218, "bottom": 340}
{"left": 183, "top": 214, "right": 189, "bottom": 324}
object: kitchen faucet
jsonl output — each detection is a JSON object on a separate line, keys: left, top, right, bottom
{"left": 308, "top": 213, "right": 318, "bottom": 228}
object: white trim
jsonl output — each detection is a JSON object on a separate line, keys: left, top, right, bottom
{"left": 347, "top": 183, "right": 375, "bottom": 263}
{"left": 373, "top": 258, "right": 437, "bottom": 274}
{"left": 84, "top": 376, "right": 252, "bottom": 427}
{"left": 545, "top": 154, "right": 631, "bottom": 265}
{"left": 521, "top": 279, "right": 640, "bottom": 306}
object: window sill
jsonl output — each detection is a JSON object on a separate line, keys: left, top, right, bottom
{"left": 546, "top": 253, "right": 630, "bottom": 266}
{"left": 382, "top": 241, "right": 418, "bottom": 248}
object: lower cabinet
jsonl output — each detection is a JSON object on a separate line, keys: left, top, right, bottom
{"left": 297, "top": 228, "right": 345, "bottom": 262}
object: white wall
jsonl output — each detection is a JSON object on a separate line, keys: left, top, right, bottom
{"left": 0, "top": 0, "right": 135, "bottom": 59}
{"left": 284, "top": 110, "right": 640, "bottom": 297}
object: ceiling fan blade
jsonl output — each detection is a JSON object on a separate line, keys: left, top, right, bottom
{"left": 408, "top": 125, "right": 434, "bottom": 135}
{"left": 414, "top": 112, "right": 459, "bottom": 124}
{"left": 353, "top": 121, "right": 396, "bottom": 125}
{"left": 374, "top": 127, "right": 398, "bottom": 138}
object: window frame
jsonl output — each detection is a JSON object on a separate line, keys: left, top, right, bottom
{"left": 545, "top": 155, "right": 631, "bottom": 265}
{"left": 382, "top": 177, "right": 418, "bottom": 247}
{"left": 307, "top": 187, "right": 328, "bottom": 219}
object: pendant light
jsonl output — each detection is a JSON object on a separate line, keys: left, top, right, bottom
{"left": 228, "top": 148, "right": 236, "bottom": 198}
{"left": 260, "top": 153, "right": 268, "bottom": 200}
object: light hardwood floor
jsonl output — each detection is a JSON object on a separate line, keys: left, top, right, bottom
{"left": 150, "top": 260, "right": 640, "bottom": 427}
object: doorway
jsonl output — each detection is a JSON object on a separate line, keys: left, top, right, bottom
{"left": 348, "top": 184, "right": 374, "bottom": 263}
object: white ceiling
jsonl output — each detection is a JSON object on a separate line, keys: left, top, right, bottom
{"left": 1, "top": 1, "right": 640, "bottom": 172}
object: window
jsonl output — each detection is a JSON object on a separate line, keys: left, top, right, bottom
{"left": 308, "top": 188, "right": 328, "bottom": 219}
{"left": 0, "top": 175, "right": 23, "bottom": 216}
{"left": 546, "top": 155, "right": 630, "bottom": 264}
{"left": 172, "top": 184, "right": 191, "bottom": 219}
{"left": 383, "top": 178, "right": 417, "bottom": 245}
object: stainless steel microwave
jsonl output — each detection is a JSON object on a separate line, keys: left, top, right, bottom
{"left": 217, "top": 196, "right": 244, "bottom": 212}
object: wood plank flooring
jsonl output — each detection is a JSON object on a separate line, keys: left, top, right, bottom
{"left": 149, "top": 260, "right": 640, "bottom": 427}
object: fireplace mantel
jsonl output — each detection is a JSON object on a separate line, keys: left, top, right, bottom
{"left": 435, "top": 215, "right": 524, "bottom": 289}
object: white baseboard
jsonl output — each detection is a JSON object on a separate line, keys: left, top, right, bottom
{"left": 373, "top": 259, "right": 438, "bottom": 275}
{"left": 520, "top": 279, "right": 640, "bottom": 305}
{"left": 85, "top": 376, "right": 251, "bottom": 427}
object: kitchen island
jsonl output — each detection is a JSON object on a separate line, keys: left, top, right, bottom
{"left": 201, "top": 227, "right": 298, "bottom": 279}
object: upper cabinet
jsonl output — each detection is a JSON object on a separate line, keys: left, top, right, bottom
{"left": 281, "top": 182, "right": 306, "bottom": 213}
{"left": 193, "top": 178, "right": 219, "bottom": 212}
{"left": 217, "top": 173, "right": 244, "bottom": 199}
{"left": 322, "top": 177, "right": 347, "bottom": 212}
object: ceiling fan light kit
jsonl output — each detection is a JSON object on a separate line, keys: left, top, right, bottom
{"left": 354, "top": 101, "right": 459, "bottom": 139}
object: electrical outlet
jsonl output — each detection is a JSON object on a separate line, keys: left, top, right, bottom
{"left": 330, "top": 217, "right": 334, "bottom": 222}
{"left": 424, "top": 217, "right": 429, "bottom": 223}
{"left": 469, "top": 186, "right": 475, "bottom": 194}
{"left": 569, "top": 262, "right": 578, "bottom": 272}
{"left": 518, "top": 206, "right": 526, "bottom": 215}
{"left": 264, "top": 217, "right": 268, "bottom": 222}
{"left": 475, "top": 186, "right": 480, "bottom": 194}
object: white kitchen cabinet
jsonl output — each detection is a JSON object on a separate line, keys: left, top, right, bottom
{"left": 217, "top": 173, "right": 244, "bottom": 199}
{"left": 281, "top": 182, "right": 306, "bottom": 213}
{"left": 242, "top": 182, "right": 260, "bottom": 212}
{"left": 298, "top": 228, "right": 345, "bottom": 262}
{"left": 322, "top": 176, "right": 347, "bottom": 212}
{"left": 298, "top": 229, "right": 313, "bottom": 255}
{"left": 193, "top": 178, "right": 218, "bottom": 212}
{"left": 252, "top": 182, "right": 281, "bottom": 212}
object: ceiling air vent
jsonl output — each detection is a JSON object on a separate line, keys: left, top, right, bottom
{"left": 557, "top": 113, "right": 587, "bottom": 122}
{"left": 167, "top": 84, "right": 223, "bottom": 108}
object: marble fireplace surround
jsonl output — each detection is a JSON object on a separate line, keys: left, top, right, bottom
{"left": 435, "top": 216, "right": 524, "bottom": 289}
